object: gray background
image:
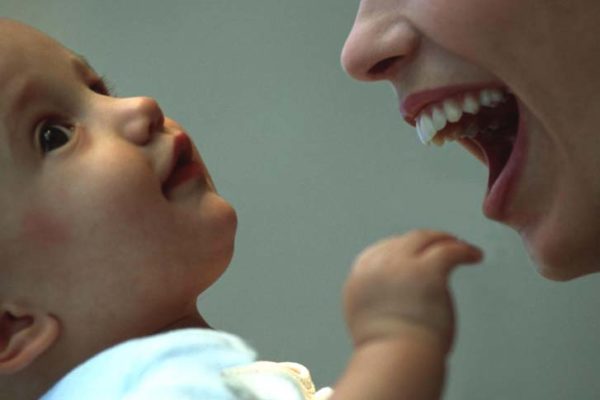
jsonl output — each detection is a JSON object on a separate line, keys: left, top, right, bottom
{"left": 6, "top": 1, "right": 600, "bottom": 399}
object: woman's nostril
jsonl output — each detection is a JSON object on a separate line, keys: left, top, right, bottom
{"left": 368, "top": 56, "right": 402, "bottom": 77}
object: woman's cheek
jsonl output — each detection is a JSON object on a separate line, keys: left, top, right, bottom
{"left": 412, "top": 0, "right": 522, "bottom": 56}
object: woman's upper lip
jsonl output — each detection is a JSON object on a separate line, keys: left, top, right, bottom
{"left": 401, "top": 81, "right": 504, "bottom": 125}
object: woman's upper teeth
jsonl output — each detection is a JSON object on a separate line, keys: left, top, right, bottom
{"left": 416, "top": 88, "right": 506, "bottom": 145}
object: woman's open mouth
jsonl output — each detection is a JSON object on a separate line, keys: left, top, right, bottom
{"left": 403, "top": 86, "right": 524, "bottom": 219}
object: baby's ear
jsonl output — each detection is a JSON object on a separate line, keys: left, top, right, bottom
{"left": 0, "top": 303, "right": 60, "bottom": 374}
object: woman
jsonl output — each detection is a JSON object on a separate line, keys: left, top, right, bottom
{"left": 340, "top": 0, "right": 600, "bottom": 281}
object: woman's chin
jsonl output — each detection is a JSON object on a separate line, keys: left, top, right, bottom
{"left": 523, "top": 227, "right": 600, "bottom": 282}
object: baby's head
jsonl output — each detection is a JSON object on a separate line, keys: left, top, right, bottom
{"left": 0, "top": 19, "right": 237, "bottom": 396}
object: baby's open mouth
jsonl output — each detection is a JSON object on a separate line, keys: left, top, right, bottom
{"left": 161, "top": 134, "right": 198, "bottom": 196}
{"left": 413, "top": 88, "right": 520, "bottom": 191}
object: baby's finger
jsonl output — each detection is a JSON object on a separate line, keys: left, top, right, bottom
{"left": 421, "top": 239, "right": 483, "bottom": 276}
{"left": 386, "top": 229, "right": 461, "bottom": 254}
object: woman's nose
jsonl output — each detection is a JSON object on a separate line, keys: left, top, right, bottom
{"left": 341, "top": 12, "right": 419, "bottom": 82}
{"left": 115, "top": 96, "right": 165, "bottom": 145}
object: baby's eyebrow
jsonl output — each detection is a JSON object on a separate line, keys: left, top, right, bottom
{"left": 8, "top": 53, "right": 98, "bottom": 117}
{"left": 72, "top": 52, "right": 98, "bottom": 76}
{"left": 7, "top": 53, "right": 103, "bottom": 124}
{"left": 71, "top": 52, "right": 113, "bottom": 95}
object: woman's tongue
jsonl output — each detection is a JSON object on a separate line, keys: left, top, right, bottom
{"left": 477, "top": 132, "right": 514, "bottom": 191}
{"left": 470, "top": 96, "right": 519, "bottom": 191}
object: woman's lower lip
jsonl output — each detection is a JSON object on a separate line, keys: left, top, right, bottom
{"left": 482, "top": 100, "right": 528, "bottom": 221}
{"left": 163, "top": 162, "right": 206, "bottom": 194}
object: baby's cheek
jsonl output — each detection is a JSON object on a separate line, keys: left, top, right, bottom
{"left": 20, "top": 209, "right": 71, "bottom": 247}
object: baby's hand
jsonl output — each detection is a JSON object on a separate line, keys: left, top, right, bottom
{"left": 343, "top": 230, "right": 483, "bottom": 353}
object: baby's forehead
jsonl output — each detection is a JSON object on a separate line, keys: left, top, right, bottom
{"left": 0, "top": 26, "right": 89, "bottom": 110}
{"left": 0, "top": 19, "right": 77, "bottom": 81}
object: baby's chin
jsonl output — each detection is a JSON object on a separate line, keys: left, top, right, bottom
{"left": 208, "top": 197, "right": 238, "bottom": 257}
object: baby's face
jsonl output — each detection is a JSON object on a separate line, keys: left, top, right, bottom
{"left": 342, "top": 0, "right": 600, "bottom": 279}
{"left": 0, "top": 20, "right": 237, "bottom": 340}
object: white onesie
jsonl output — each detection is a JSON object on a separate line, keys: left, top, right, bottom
{"left": 41, "top": 328, "right": 332, "bottom": 400}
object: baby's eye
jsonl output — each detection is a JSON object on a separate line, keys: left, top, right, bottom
{"left": 37, "top": 123, "right": 74, "bottom": 154}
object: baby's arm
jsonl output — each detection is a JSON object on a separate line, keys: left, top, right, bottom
{"left": 331, "top": 230, "right": 483, "bottom": 400}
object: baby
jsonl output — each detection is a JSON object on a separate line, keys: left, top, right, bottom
{"left": 0, "top": 19, "right": 482, "bottom": 399}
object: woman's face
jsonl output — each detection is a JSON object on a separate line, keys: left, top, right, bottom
{"left": 341, "top": 0, "right": 600, "bottom": 280}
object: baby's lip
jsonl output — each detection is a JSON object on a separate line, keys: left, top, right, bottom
{"left": 401, "top": 81, "right": 504, "bottom": 125}
{"left": 161, "top": 133, "right": 196, "bottom": 194}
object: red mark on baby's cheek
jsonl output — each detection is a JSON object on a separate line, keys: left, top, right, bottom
{"left": 20, "top": 210, "right": 71, "bottom": 247}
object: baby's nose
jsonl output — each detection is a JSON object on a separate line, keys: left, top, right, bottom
{"left": 117, "top": 96, "right": 165, "bottom": 145}
{"left": 341, "top": 13, "right": 419, "bottom": 82}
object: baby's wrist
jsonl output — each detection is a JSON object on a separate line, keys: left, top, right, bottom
{"left": 352, "top": 319, "right": 452, "bottom": 356}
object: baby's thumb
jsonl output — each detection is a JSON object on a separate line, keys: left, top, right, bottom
{"left": 423, "top": 239, "right": 484, "bottom": 276}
